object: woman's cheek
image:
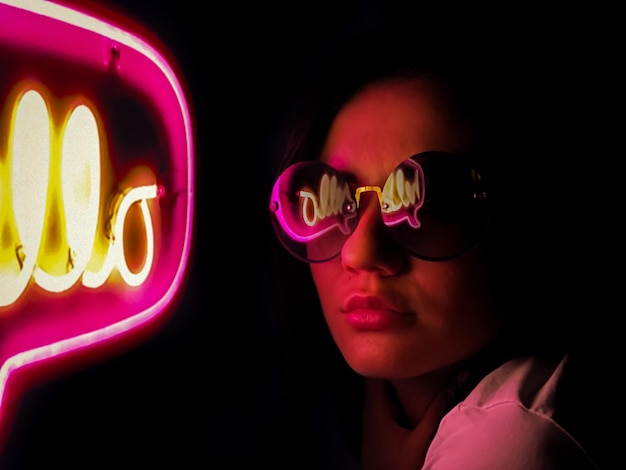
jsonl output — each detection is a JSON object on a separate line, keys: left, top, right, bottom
{"left": 310, "top": 264, "right": 340, "bottom": 304}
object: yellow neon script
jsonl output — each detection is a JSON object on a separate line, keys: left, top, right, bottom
{"left": 299, "top": 173, "right": 353, "bottom": 227}
{"left": 0, "top": 86, "right": 157, "bottom": 308}
{"left": 382, "top": 167, "right": 421, "bottom": 214}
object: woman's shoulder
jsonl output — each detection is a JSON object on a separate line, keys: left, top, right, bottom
{"left": 424, "top": 353, "right": 601, "bottom": 469}
{"left": 461, "top": 353, "right": 569, "bottom": 410}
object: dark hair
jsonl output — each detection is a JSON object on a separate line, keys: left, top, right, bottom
{"left": 275, "top": 26, "right": 504, "bottom": 172}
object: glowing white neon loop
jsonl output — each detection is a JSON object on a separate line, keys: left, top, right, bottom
{"left": 82, "top": 184, "right": 156, "bottom": 288}
{"left": 34, "top": 104, "right": 101, "bottom": 292}
{"left": 113, "top": 185, "right": 155, "bottom": 287}
{"left": 299, "top": 190, "right": 317, "bottom": 227}
{"left": 1, "top": 90, "right": 50, "bottom": 306}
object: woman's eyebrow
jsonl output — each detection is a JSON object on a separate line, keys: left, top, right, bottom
{"left": 323, "top": 160, "right": 358, "bottom": 183}
{"left": 337, "top": 170, "right": 358, "bottom": 183}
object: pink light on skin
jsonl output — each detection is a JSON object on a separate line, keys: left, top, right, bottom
{"left": 0, "top": 0, "right": 195, "bottom": 450}
{"left": 343, "top": 295, "right": 414, "bottom": 331}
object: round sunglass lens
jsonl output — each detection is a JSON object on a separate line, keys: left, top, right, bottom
{"left": 269, "top": 161, "right": 358, "bottom": 262}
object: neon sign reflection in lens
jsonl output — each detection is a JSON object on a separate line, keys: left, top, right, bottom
{"left": 270, "top": 152, "right": 487, "bottom": 263}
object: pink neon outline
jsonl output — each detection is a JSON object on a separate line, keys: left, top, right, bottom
{"left": 0, "top": 0, "right": 194, "bottom": 444}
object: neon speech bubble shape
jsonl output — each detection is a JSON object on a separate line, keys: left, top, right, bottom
{"left": 0, "top": 0, "right": 195, "bottom": 449}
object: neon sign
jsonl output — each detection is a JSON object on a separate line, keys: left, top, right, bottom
{"left": 0, "top": 0, "right": 195, "bottom": 450}
{"left": 2, "top": 86, "right": 158, "bottom": 307}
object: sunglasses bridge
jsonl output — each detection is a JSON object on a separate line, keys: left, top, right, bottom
{"left": 354, "top": 185, "right": 389, "bottom": 210}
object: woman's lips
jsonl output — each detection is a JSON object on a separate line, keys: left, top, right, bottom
{"left": 342, "top": 296, "right": 411, "bottom": 331}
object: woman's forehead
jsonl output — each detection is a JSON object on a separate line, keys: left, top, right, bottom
{"left": 320, "top": 79, "right": 472, "bottom": 178}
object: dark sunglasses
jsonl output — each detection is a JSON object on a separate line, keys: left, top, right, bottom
{"left": 269, "top": 151, "right": 489, "bottom": 263}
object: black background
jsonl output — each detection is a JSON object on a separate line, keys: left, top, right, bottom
{"left": 0, "top": 1, "right": 620, "bottom": 468}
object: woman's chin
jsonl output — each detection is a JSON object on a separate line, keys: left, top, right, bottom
{"left": 341, "top": 348, "right": 407, "bottom": 379}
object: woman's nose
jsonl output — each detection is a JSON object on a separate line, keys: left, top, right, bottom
{"left": 340, "top": 193, "right": 405, "bottom": 275}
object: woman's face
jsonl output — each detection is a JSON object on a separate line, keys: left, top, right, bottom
{"left": 310, "top": 79, "right": 501, "bottom": 380}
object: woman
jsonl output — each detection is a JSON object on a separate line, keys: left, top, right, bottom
{"left": 263, "top": 25, "right": 601, "bottom": 469}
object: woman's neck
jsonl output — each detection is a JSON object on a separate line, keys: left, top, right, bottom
{"left": 386, "top": 340, "right": 514, "bottom": 428}
{"left": 389, "top": 364, "right": 466, "bottom": 428}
